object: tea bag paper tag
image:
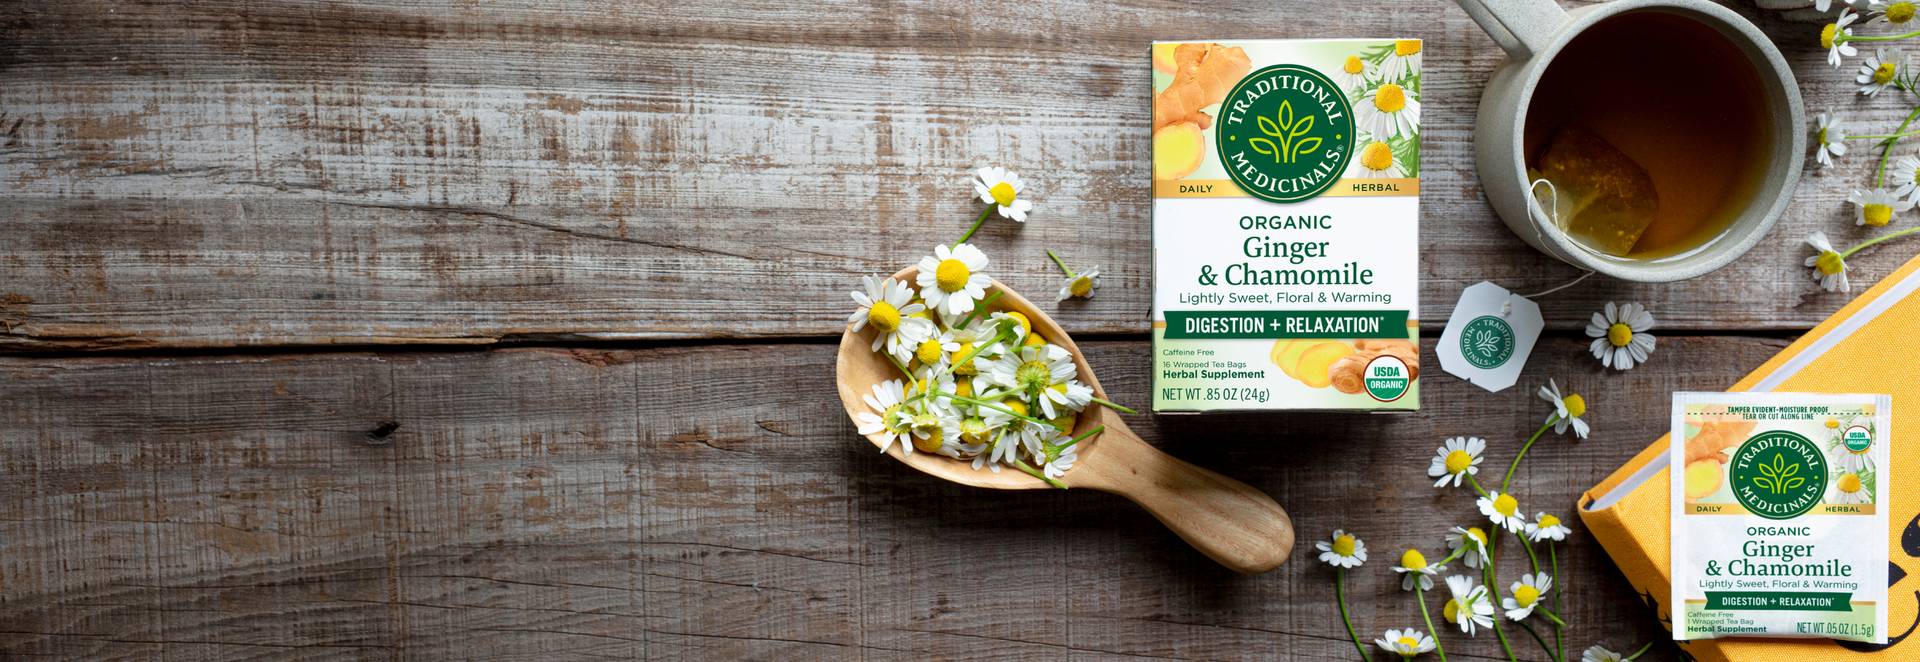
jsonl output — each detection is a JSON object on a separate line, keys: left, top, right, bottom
{"left": 1437, "top": 281, "right": 1543, "bottom": 393}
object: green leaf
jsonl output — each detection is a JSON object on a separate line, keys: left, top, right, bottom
{"left": 1292, "top": 136, "right": 1323, "bottom": 161}
{"left": 1256, "top": 114, "right": 1282, "bottom": 139}
{"left": 1248, "top": 137, "right": 1280, "bottom": 162}
{"left": 1276, "top": 101, "right": 1295, "bottom": 135}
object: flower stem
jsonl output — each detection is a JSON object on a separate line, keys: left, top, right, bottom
{"left": 954, "top": 290, "right": 1004, "bottom": 329}
{"left": 1465, "top": 473, "right": 1490, "bottom": 499}
{"left": 1550, "top": 542, "right": 1564, "bottom": 661}
{"left": 886, "top": 351, "right": 915, "bottom": 381}
{"left": 1847, "top": 130, "right": 1920, "bottom": 141}
{"left": 1841, "top": 29, "right": 1920, "bottom": 44}
{"left": 1842, "top": 225, "right": 1920, "bottom": 259}
{"left": 1046, "top": 249, "right": 1078, "bottom": 279}
{"left": 1517, "top": 620, "right": 1560, "bottom": 662}
{"left": 1090, "top": 396, "right": 1138, "bottom": 415}
{"left": 1873, "top": 105, "right": 1920, "bottom": 187}
{"left": 933, "top": 392, "right": 1053, "bottom": 428}
{"left": 1060, "top": 424, "right": 1105, "bottom": 449}
{"left": 956, "top": 205, "right": 995, "bottom": 245}
{"left": 1515, "top": 529, "right": 1540, "bottom": 574}
{"left": 1537, "top": 606, "right": 1568, "bottom": 629}
{"left": 1483, "top": 539, "right": 1523, "bottom": 662}
{"left": 1625, "top": 641, "right": 1654, "bottom": 660}
{"left": 1502, "top": 419, "right": 1557, "bottom": 493}
{"left": 1010, "top": 458, "right": 1068, "bottom": 489}
{"left": 1414, "top": 585, "right": 1447, "bottom": 662}
{"left": 1335, "top": 568, "right": 1373, "bottom": 662}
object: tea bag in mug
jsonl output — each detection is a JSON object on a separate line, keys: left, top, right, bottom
{"left": 1527, "top": 127, "right": 1660, "bottom": 256}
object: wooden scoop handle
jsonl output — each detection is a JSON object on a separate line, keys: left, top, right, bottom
{"left": 1072, "top": 415, "right": 1294, "bottom": 574}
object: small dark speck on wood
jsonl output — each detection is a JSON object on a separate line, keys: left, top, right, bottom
{"left": 364, "top": 420, "right": 401, "bottom": 444}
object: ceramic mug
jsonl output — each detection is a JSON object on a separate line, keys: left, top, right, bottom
{"left": 1456, "top": 0, "right": 1805, "bottom": 282}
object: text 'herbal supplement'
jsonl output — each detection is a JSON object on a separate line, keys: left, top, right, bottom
{"left": 1670, "top": 391, "right": 1891, "bottom": 643}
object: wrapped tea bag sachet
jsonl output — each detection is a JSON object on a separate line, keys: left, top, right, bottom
{"left": 1527, "top": 127, "right": 1660, "bottom": 257}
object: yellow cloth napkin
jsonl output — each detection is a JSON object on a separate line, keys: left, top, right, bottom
{"left": 1580, "top": 253, "right": 1920, "bottom": 660}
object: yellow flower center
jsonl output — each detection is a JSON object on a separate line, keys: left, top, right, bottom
{"left": 959, "top": 417, "right": 991, "bottom": 445}
{"left": 1400, "top": 548, "right": 1427, "bottom": 570}
{"left": 1001, "top": 398, "right": 1029, "bottom": 419}
{"left": 1875, "top": 62, "right": 1898, "bottom": 85}
{"left": 1004, "top": 311, "right": 1032, "bottom": 336}
{"left": 953, "top": 342, "right": 978, "bottom": 375}
{"left": 1865, "top": 203, "right": 1893, "bottom": 227}
{"left": 1538, "top": 514, "right": 1561, "bottom": 530}
{"left": 936, "top": 258, "right": 972, "bottom": 292}
{"left": 1069, "top": 275, "right": 1094, "bottom": 297}
{"left": 1023, "top": 330, "right": 1047, "bottom": 348}
{"left": 1563, "top": 394, "right": 1587, "bottom": 419}
{"left": 988, "top": 181, "right": 1018, "bottom": 207}
{"left": 1361, "top": 141, "right": 1394, "bottom": 171}
{"left": 1891, "top": 2, "right": 1916, "bottom": 24}
{"left": 1468, "top": 527, "right": 1488, "bottom": 547}
{"left": 1331, "top": 534, "right": 1357, "bottom": 557}
{"left": 1016, "top": 360, "right": 1053, "bottom": 392}
{"left": 1840, "top": 473, "right": 1863, "bottom": 493}
{"left": 882, "top": 403, "right": 907, "bottom": 432}
{"left": 1816, "top": 251, "right": 1847, "bottom": 276}
{"left": 1443, "top": 598, "right": 1462, "bottom": 623}
{"left": 1818, "top": 127, "right": 1830, "bottom": 146}
{"left": 1607, "top": 322, "right": 1633, "bottom": 348}
{"left": 955, "top": 379, "right": 973, "bottom": 398}
{"left": 1822, "top": 23, "right": 1839, "bottom": 50}
{"left": 1049, "top": 413, "right": 1076, "bottom": 433}
{"left": 1397, "top": 636, "right": 1419, "bottom": 649}
{"left": 913, "top": 427, "right": 944, "bottom": 453}
{"left": 1344, "top": 55, "right": 1366, "bottom": 75}
{"left": 916, "top": 339, "right": 944, "bottom": 365}
{"left": 867, "top": 301, "right": 901, "bottom": 333}
{"left": 1514, "top": 584, "right": 1541, "bottom": 607}
{"left": 1827, "top": 418, "right": 1842, "bottom": 429}
{"left": 1494, "top": 494, "right": 1519, "bottom": 518}
{"left": 1444, "top": 449, "right": 1474, "bottom": 475}
{"left": 1374, "top": 84, "right": 1407, "bottom": 113}
{"left": 1395, "top": 39, "right": 1422, "bottom": 56}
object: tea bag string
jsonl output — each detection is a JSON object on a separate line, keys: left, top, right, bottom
{"left": 1502, "top": 177, "right": 1597, "bottom": 317}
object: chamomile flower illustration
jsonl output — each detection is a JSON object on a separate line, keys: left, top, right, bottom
{"left": 1349, "top": 140, "right": 1407, "bottom": 178}
{"left": 1539, "top": 379, "right": 1591, "bottom": 438}
{"left": 1815, "top": 110, "right": 1849, "bottom": 167}
{"left": 1503, "top": 572, "right": 1555, "bottom": 621}
{"left": 1427, "top": 436, "right": 1487, "bottom": 488}
{"left": 973, "top": 166, "right": 1034, "bottom": 222}
{"left": 1336, "top": 54, "right": 1377, "bottom": 91}
{"left": 1392, "top": 548, "right": 1444, "bottom": 591}
{"left": 1858, "top": 49, "right": 1901, "bottom": 96}
{"left": 916, "top": 242, "right": 991, "bottom": 316}
{"left": 1527, "top": 512, "right": 1572, "bottom": 542}
{"left": 1376, "top": 628, "right": 1436, "bottom": 659}
{"left": 1891, "top": 154, "right": 1920, "bottom": 202}
{"left": 1446, "top": 526, "right": 1492, "bottom": 568}
{"left": 1442, "top": 575, "right": 1495, "bottom": 636}
{"left": 1381, "top": 39, "right": 1423, "bottom": 81}
{"left": 1478, "top": 491, "right": 1527, "bottom": 532}
{"left": 855, "top": 379, "right": 914, "bottom": 455}
{"left": 1356, "top": 83, "right": 1420, "bottom": 140}
{"left": 1832, "top": 469, "right": 1874, "bottom": 504}
{"left": 1804, "top": 231, "right": 1852, "bottom": 293}
{"left": 1047, "top": 250, "right": 1100, "bottom": 302}
{"left": 848, "top": 275, "right": 928, "bottom": 357}
{"left": 1850, "top": 187, "right": 1913, "bottom": 227}
{"left": 1823, "top": 9, "right": 1861, "bottom": 67}
{"left": 1584, "top": 301, "right": 1658, "bottom": 371}
{"left": 1317, "top": 529, "right": 1369, "bottom": 568}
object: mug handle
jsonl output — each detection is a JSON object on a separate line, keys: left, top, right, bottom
{"left": 1454, "top": 0, "right": 1571, "bottom": 58}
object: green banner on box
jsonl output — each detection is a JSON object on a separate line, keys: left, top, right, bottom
{"left": 1163, "top": 310, "right": 1408, "bottom": 339}
{"left": 1704, "top": 591, "right": 1853, "bottom": 612}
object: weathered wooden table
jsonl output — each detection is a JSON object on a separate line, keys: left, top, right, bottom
{"left": 0, "top": 0, "right": 1899, "bottom": 658}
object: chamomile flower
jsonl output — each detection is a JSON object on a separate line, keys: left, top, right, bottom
{"left": 1428, "top": 436, "right": 1486, "bottom": 488}
{"left": 911, "top": 332, "right": 960, "bottom": 369}
{"left": 855, "top": 379, "right": 914, "bottom": 454}
{"left": 916, "top": 243, "right": 991, "bottom": 317}
{"left": 972, "top": 431, "right": 1013, "bottom": 473}
{"left": 1890, "top": 155, "right": 1920, "bottom": 203}
{"left": 973, "top": 166, "right": 1034, "bottom": 222}
{"left": 1336, "top": 54, "right": 1377, "bottom": 91}
{"left": 941, "top": 316, "right": 1003, "bottom": 376}
{"left": 985, "top": 343, "right": 1079, "bottom": 416}
{"left": 1851, "top": 187, "right": 1913, "bottom": 227}
{"left": 1832, "top": 470, "right": 1874, "bottom": 503}
{"left": 1824, "top": 9, "right": 1861, "bottom": 68}
{"left": 1350, "top": 140, "right": 1406, "bottom": 178}
{"left": 1442, "top": 575, "right": 1495, "bottom": 636}
{"left": 1503, "top": 573, "right": 1554, "bottom": 621}
{"left": 1446, "top": 526, "right": 1492, "bottom": 568}
{"left": 848, "top": 276, "right": 928, "bottom": 357}
{"left": 1527, "top": 512, "right": 1573, "bottom": 542}
{"left": 1317, "top": 529, "right": 1368, "bottom": 568}
{"left": 1886, "top": 1, "right": 1919, "bottom": 25}
{"left": 1356, "top": 83, "right": 1420, "bottom": 140}
{"left": 1392, "top": 548, "right": 1444, "bottom": 591}
{"left": 1478, "top": 491, "right": 1526, "bottom": 532}
{"left": 1804, "top": 231, "right": 1852, "bottom": 293}
{"left": 1815, "top": 110, "right": 1849, "bottom": 167}
{"left": 1381, "top": 39, "right": 1423, "bottom": 81}
{"left": 1581, "top": 645, "right": 1627, "bottom": 662}
{"left": 1376, "top": 628, "right": 1435, "bottom": 658}
{"left": 1056, "top": 267, "right": 1101, "bottom": 302}
{"left": 1041, "top": 432, "right": 1079, "bottom": 479}
{"left": 1039, "top": 379, "right": 1094, "bottom": 419}
{"left": 1539, "top": 379, "right": 1591, "bottom": 438}
{"left": 1584, "top": 301, "right": 1658, "bottom": 371}
{"left": 1860, "top": 50, "right": 1903, "bottom": 96}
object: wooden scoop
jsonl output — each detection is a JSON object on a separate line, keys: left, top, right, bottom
{"left": 834, "top": 267, "right": 1294, "bottom": 574}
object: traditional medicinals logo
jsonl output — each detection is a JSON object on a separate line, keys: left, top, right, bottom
{"left": 1459, "top": 315, "right": 1515, "bottom": 369}
{"left": 1217, "top": 64, "right": 1354, "bottom": 203}
{"left": 1730, "top": 431, "right": 1828, "bottom": 520}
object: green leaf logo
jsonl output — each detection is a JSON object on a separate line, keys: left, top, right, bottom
{"left": 1215, "top": 64, "right": 1354, "bottom": 203}
{"left": 1728, "top": 431, "right": 1827, "bottom": 519}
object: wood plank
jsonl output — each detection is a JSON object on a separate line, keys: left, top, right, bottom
{"left": 0, "top": 336, "right": 1789, "bottom": 658}
{"left": 0, "top": 0, "right": 1891, "bottom": 349}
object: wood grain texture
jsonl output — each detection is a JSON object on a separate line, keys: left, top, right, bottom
{"left": 0, "top": 0, "right": 1902, "bottom": 350}
{"left": 0, "top": 336, "right": 1789, "bottom": 659}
